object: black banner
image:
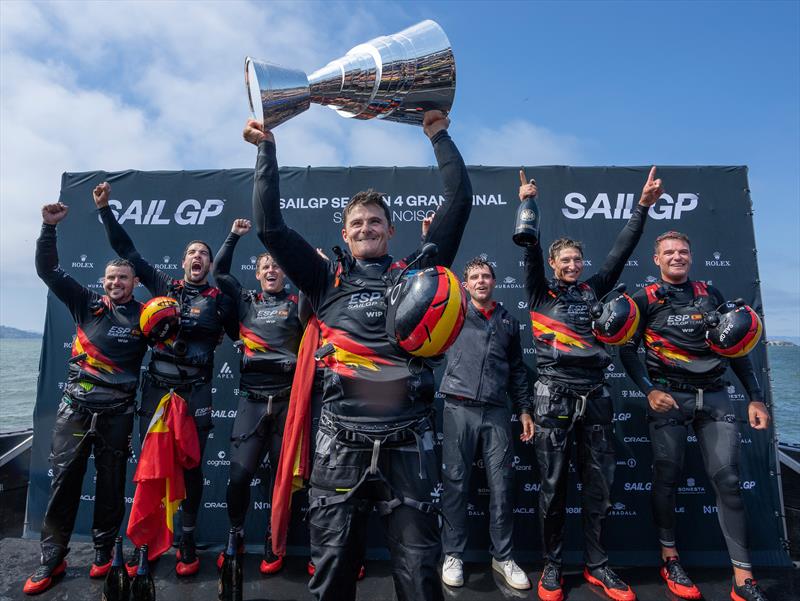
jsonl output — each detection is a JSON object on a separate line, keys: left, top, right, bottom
{"left": 25, "top": 165, "right": 789, "bottom": 566}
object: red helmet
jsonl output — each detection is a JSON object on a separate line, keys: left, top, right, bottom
{"left": 386, "top": 266, "right": 468, "bottom": 357}
{"left": 706, "top": 302, "right": 762, "bottom": 358}
{"left": 591, "top": 293, "right": 640, "bottom": 345}
{"left": 140, "top": 296, "right": 180, "bottom": 343}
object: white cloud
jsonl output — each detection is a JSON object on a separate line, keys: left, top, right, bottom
{"left": 460, "top": 119, "right": 584, "bottom": 166}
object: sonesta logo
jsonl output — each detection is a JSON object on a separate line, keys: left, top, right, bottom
{"left": 562, "top": 192, "right": 698, "bottom": 220}
{"left": 101, "top": 198, "right": 225, "bottom": 225}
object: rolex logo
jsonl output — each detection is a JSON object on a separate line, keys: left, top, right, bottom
{"left": 713, "top": 251, "right": 721, "bottom": 260}
{"left": 250, "top": 256, "right": 257, "bottom": 264}
{"left": 163, "top": 255, "right": 170, "bottom": 262}
{"left": 80, "top": 254, "right": 87, "bottom": 262}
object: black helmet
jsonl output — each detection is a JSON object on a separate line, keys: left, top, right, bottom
{"left": 386, "top": 265, "right": 467, "bottom": 357}
{"left": 591, "top": 292, "right": 640, "bottom": 345}
{"left": 706, "top": 302, "right": 762, "bottom": 358}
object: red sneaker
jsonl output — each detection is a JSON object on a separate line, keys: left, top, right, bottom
{"left": 260, "top": 555, "right": 284, "bottom": 575}
{"left": 660, "top": 557, "right": 702, "bottom": 600}
{"left": 89, "top": 546, "right": 113, "bottom": 579}
{"left": 357, "top": 563, "right": 366, "bottom": 581}
{"left": 307, "top": 560, "right": 316, "bottom": 577}
{"left": 584, "top": 566, "right": 637, "bottom": 601}
{"left": 538, "top": 563, "right": 564, "bottom": 601}
{"left": 23, "top": 559, "right": 67, "bottom": 595}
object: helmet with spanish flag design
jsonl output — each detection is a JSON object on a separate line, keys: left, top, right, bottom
{"left": 591, "top": 292, "right": 640, "bottom": 346}
{"left": 706, "top": 301, "right": 762, "bottom": 358}
{"left": 386, "top": 265, "right": 468, "bottom": 357}
{"left": 139, "top": 296, "right": 180, "bottom": 343}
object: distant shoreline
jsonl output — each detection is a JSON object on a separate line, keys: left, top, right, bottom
{"left": 0, "top": 326, "right": 41, "bottom": 340}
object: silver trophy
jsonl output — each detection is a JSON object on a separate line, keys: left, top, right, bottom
{"left": 245, "top": 19, "right": 456, "bottom": 128}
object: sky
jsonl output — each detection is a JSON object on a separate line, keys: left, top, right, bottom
{"left": 1, "top": 0, "right": 798, "bottom": 336}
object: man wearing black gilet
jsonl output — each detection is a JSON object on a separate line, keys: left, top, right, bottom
{"left": 619, "top": 231, "right": 770, "bottom": 601}
{"left": 439, "top": 257, "right": 535, "bottom": 591}
{"left": 245, "top": 110, "right": 472, "bottom": 601}
{"left": 212, "top": 217, "right": 304, "bottom": 575}
{"left": 519, "top": 168, "right": 661, "bottom": 601}
{"left": 94, "top": 182, "right": 237, "bottom": 576}
{"left": 25, "top": 202, "right": 148, "bottom": 595}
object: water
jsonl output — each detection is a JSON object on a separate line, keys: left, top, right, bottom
{"left": 1, "top": 339, "right": 798, "bottom": 441}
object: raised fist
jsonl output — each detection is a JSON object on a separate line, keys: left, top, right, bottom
{"left": 231, "top": 218, "right": 252, "bottom": 236}
{"left": 42, "top": 202, "right": 69, "bottom": 225}
{"left": 243, "top": 119, "right": 275, "bottom": 146}
{"left": 93, "top": 182, "right": 111, "bottom": 208}
{"left": 422, "top": 110, "right": 450, "bottom": 139}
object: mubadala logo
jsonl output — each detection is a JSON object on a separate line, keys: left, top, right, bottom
{"left": 496, "top": 275, "right": 524, "bottom": 289}
{"left": 705, "top": 251, "right": 732, "bottom": 268}
{"left": 155, "top": 255, "right": 179, "bottom": 270}
{"left": 241, "top": 256, "right": 258, "bottom": 271}
{"left": 610, "top": 501, "right": 637, "bottom": 516}
{"left": 467, "top": 503, "right": 485, "bottom": 517}
{"left": 679, "top": 477, "right": 706, "bottom": 495}
{"left": 219, "top": 362, "right": 234, "bottom": 379}
{"left": 72, "top": 253, "right": 94, "bottom": 269}
{"left": 101, "top": 198, "right": 226, "bottom": 225}
{"left": 562, "top": 192, "right": 698, "bottom": 220}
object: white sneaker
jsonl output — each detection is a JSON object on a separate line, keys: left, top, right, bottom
{"left": 442, "top": 555, "right": 464, "bottom": 587}
{"left": 492, "top": 557, "right": 531, "bottom": 590}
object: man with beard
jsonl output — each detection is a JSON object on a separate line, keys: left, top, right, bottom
{"left": 619, "top": 231, "right": 770, "bottom": 601}
{"left": 212, "top": 218, "right": 304, "bottom": 574}
{"left": 519, "top": 168, "right": 661, "bottom": 601}
{"left": 245, "top": 110, "right": 472, "bottom": 601}
{"left": 95, "top": 182, "right": 237, "bottom": 576}
{"left": 25, "top": 202, "right": 148, "bottom": 594}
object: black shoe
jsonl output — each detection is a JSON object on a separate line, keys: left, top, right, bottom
{"left": 584, "top": 566, "right": 636, "bottom": 601}
{"left": 538, "top": 563, "right": 564, "bottom": 601}
{"left": 660, "top": 557, "right": 701, "bottom": 599}
{"left": 178, "top": 531, "right": 197, "bottom": 564}
{"left": 89, "top": 546, "right": 113, "bottom": 578}
{"left": 24, "top": 551, "right": 67, "bottom": 595}
{"left": 732, "top": 578, "right": 769, "bottom": 601}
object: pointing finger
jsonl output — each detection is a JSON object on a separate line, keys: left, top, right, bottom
{"left": 520, "top": 169, "right": 528, "bottom": 186}
{"left": 647, "top": 166, "right": 657, "bottom": 183}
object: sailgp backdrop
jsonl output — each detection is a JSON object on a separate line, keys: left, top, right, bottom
{"left": 25, "top": 164, "right": 790, "bottom": 566}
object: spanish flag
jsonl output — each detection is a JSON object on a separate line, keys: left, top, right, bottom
{"left": 127, "top": 391, "right": 200, "bottom": 559}
{"left": 270, "top": 316, "right": 320, "bottom": 557}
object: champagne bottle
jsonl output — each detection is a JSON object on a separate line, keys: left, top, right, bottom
{"left": 102, "top": 536, "right": 130, "bottom": 601}
{"left": 218, "top": 529, "right": 243, "bottom": 601}
{"left": 130, "top": 544, "right": 155, "bottom": 601}
{"left": 513, "top": 194, "right": 541, "bottom": 247}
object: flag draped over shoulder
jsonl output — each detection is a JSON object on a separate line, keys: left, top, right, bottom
{"left": 271, "top": 316, "right": 320, "bottom": 557}
{"left": 127, "top": 390, "right": 200, "bottom": 559}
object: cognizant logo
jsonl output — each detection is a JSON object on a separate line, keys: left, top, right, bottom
{"left": 100, "top": 198, "right": 226, "bottom": 225}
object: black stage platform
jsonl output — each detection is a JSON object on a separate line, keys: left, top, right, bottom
{"left": 1, "top": 539, "right": 798, "bottom": 601}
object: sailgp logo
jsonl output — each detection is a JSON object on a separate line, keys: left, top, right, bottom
{"left": 561, "top": 192, "right": 698, "bottom": 220}
{"left": 705, "top": 251, "right": 731, "bottom": 267}
{"left": 72, "top": 253, "right": 94, "bottom": 268}
{"left": 100, "top": 198, "right": 226, "bottom": 225}
{"left": 219, "top": 362, "right": 234, "bottom": 379}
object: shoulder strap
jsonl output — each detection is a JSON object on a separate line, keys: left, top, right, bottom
{"left": 645, "top": 283, "right": 661, "bottom": 304}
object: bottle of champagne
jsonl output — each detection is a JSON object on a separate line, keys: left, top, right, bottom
{"left": 130, "top": 544, "right": 155, "bottom": 601}
{"left": 513, "top": 193, "right": 541, "bottom": 247}
{"left": 218, "top": 529, "right": 243, "bottom": 601}
{"left": 102, "top": 536, "right": 130, "bottom": 601}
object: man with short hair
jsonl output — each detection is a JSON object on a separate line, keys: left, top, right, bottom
{"left": 619, "top": 231, "right": 770, "bottom": 601}
{"left": 95, "top": 182, "right": 237, "bottom": 576}
{"left": 25, "top": 202, "right": 148, "bottom": 595}
{"left": 438, "top": 257, "right": 535, "bottom": 591}
{"left": 212, "top": 218, "right": 305, "bottom": 575}
{"left": 519, "top": 168, "right": 661, "bottom": 601}
{"left": 245, "top": 109, "right": 472, "bottom": 601}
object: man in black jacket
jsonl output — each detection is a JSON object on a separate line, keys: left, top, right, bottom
{"left": 520, "top": 168, "right": 661, "bottom": 601}
{"left": 25, "top": 203, "right": 148, "bottom": 595}
{"left": 245, "top": 110, "right": 472, "bottom": 601}
{"left": 439, "top": 257, "right": 534, "bottom": 591}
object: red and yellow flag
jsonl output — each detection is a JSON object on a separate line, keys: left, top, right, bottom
{"left": 127, "top": 390, "right": 200, "bottom": 559}
{"left": 270, "top": 316, "right": 320, "bottom": 558}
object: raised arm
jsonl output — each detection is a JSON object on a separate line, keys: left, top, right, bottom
{"left": 245, "top": 120, "right": 329, "bottom": 304}
{"left": 93, "top": 182, "right": 171, "bottom": 295}
{"left": 589, "top": 167, "right": 661, "bottom": 297}
{"left": 418, "top": 111, "right": 473, "bottom": 270}
{"left": 212, "top": 219, "right": 249, "bottom": 300}
{"left": 36, "top": 203, "right": 95, "bottom": 320}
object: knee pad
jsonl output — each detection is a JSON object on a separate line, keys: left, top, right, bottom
{"left": 653, "top": 459, "right": 681, "bottom": 490}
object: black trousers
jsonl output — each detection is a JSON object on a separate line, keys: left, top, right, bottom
{"left": 139, "top": 375, "right": 212, "bottom": 528}
{"left": 307, "top": 417, "right": 442, "bottom": 601}
{"left": 533, "top": 380, "right": 615, "bottom": 569}
{"left": 40, "top": 399, "right": 133, "bottom": 560}
{"left": 441, "top": 399, "right": 514, "bottom": 560}
{"left": 648, "top": 386, "right": 751, "bottom": 569}
{"left": 225, "top": 391, "right": 288, "bottom": 530}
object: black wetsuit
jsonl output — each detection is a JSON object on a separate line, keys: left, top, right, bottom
{"left": 36, "top": 223, "right": 148, "bottom": 563}
{"left": 212, "top": 232, "right": 303, "bottom": 536}
{"left": 251, "top": 131, "right": 472, "bottom": 601}
{"left": 523, "top": 203, "right": 648, "bottom": 569}
{"left": 619, "top": 280, "right": 762, "bottom": 569}
{"left": 99, "top": 206, "right": 237, "bottom": 532}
